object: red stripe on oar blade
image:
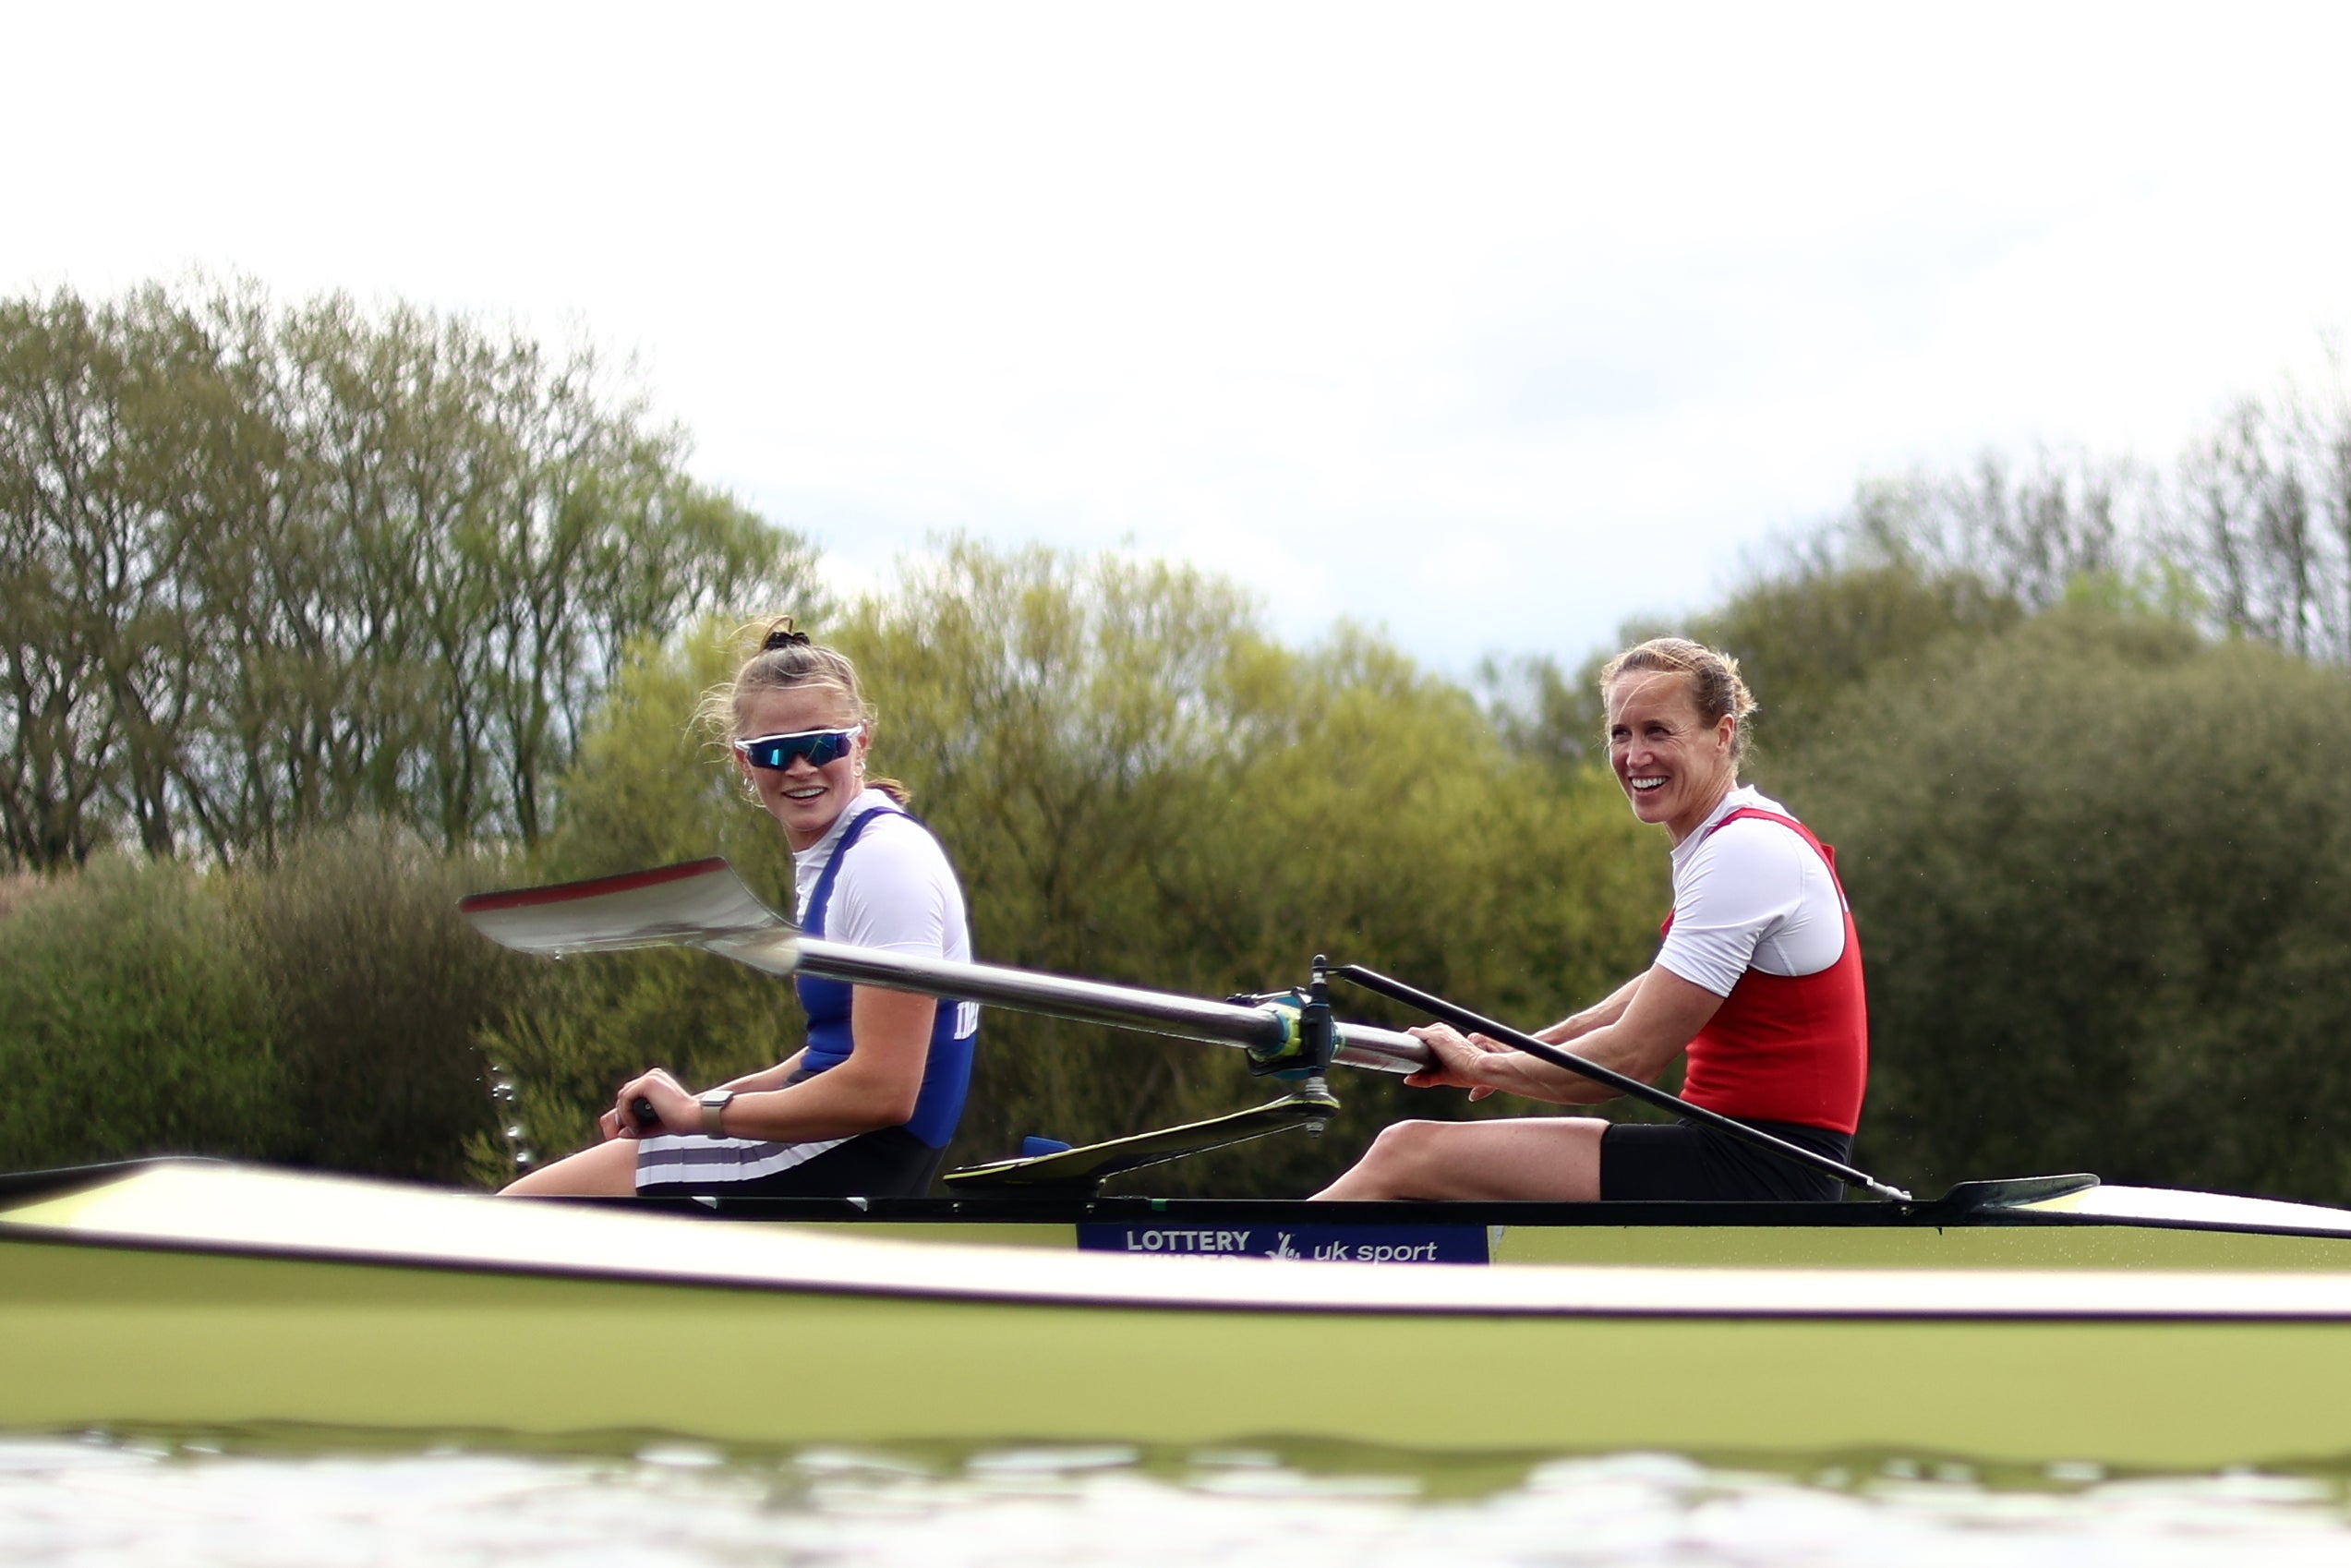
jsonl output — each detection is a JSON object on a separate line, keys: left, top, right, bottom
{"left": 458, "top": 857, "right": 732, "bottom": 912}
{"left": 460, "top": 857, "right": 791, "bottom": 964}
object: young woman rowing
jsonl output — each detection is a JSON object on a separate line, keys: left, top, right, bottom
{"left": 503, "top": 621, "right": 978, "bottom": 1199}
{"left": 1314, "top": 636, "right": 1866, "bottom": 1202}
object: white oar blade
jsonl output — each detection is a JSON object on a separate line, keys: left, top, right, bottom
{"left": 460, "top": 857, "right": 796, "bottom": 973}
{"left": 460, "top": 858, "right": 1422, "bottom": 1068}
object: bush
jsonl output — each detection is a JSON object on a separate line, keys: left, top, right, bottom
{"left": 1782, "top": 610, "right": 2351, "bottom": 1201}
{"left": 0, "top": 854, "right": 291, "bottom": 1166}
{"left": 229, "top": 823, "right": 531, "bottom": 1183}
{"left": 0, "top": 825, "right": 532, "bottom": 1182}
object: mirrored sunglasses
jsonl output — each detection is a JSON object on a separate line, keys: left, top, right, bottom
{"left": 732, "top": 724, "right": 864, "bottom": 771}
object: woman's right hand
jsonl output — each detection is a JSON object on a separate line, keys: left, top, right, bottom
{"left": 1403, "top": 1023, "right": 1513, "bottom": 1101}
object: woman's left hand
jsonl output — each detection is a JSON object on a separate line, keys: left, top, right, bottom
{"left": 602, "top": 1067, "right": 695, "bottom": 1140}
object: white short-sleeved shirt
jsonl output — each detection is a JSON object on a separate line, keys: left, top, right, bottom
{"left": 791, "top": 789, "right": 972, "bottom": 965}
{"left": 1654, "top": 785, "right": 1848, "bottom": 999}
{"left": 632, "top": 790, "right": 976, "bottom": 1185}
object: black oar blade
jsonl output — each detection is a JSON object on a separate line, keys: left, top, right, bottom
{"left": 459, "top": 857, "right": 800, "bottom": 976}
{"left": 1911, "top": 1174, "right": 2102, "bottom": 1222}
{"left": 944, "top": 1089, "right": 1341, "bottom": 1195}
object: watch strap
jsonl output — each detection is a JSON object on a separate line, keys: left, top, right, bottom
{"left": 699, "top": 1089, "right": 734, "bottom": 1139}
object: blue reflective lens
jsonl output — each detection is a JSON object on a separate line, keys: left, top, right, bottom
{"left": 733, "top": 725, "right": 862, "bottom": 770}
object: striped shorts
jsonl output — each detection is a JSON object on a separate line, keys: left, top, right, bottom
{"left": 633, "top": 1125, "right": 944, "bottom": 1199}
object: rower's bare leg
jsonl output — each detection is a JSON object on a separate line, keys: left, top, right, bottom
{"left": 500, "top": 1137, "right": 639, "bottom": 1197}
{"left": 1309, "top": 1117, "right": 1607, "bottom": 1201}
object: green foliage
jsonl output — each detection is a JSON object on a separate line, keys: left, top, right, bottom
{"left": 225, "top": 823, "right": 529, "bottom": 1183}
{"left": 474, "top": 947, "right": 792, "bottom": 1188}
{"left": 1785, "top": 610, "right": 2351, "bottom": 1200}
{"left": 1479, "top": 558, "right": 2024, "bottom": 778}
{"left": 0, "top": 855, "right": 290, "bottom": 1166}
{"left": 1477, "top": 648, "right": 1601, "bottom": 768}
{"left": 2057, "top": 561, "right": 2208, "bottom": 623}
{"left": 1689, "top": 561, "right": 2023, "bottom": 768}
{"left": 0, "top": 280, "right": 823, "bottom": 869}
{"left": 540, "top": 620, "right": 795, "bottom": 887}
{"left": 1844, "top": 453, "right": 2131, "bottom": 612}
{"left": 0, "top": 826, "right": 529, "bottom": 1180}
{"left": 1807, "top": 385, "right": 2351, "bottom": 667}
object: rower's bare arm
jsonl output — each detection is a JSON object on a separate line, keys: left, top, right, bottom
{"left": 715, "top": 1052, "right": 807, "bottom": 1096}
{"left": 717, "top": 987, "right": 935, "bottom": 1141}
{"left": 1535, "top": 972, "right": 1646, "bottom": 1046}
{"left": 1508, "top": 964, "right": 1724, "bottom": 1105}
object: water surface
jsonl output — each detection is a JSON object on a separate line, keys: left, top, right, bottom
{"left": 11, "top": 1431, "right": 2351, "bottom": 1566}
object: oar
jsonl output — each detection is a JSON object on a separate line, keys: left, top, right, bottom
{"left": 460, "top": 858, "right": 1431, "bottom": 1076}
{"left": 1329, "top": 962, "right": 1916, "bottom": 1204}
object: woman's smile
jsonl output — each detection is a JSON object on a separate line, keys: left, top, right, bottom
{"left": 1606, "top": 673, "right": 1736, "bottom": 844}
{"left": 735, "top": 685, "right": 868, "bottom": 850}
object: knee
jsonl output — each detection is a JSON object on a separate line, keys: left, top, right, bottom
{"left": 1357, "top": 1118, "right": 1465, "bottom": 1186}
{"left": 500, "top": 1138, "right": 637, "bottom": 1198}
{"left": 1367, "top": 1119, "right": 1451, "bottom": 1163}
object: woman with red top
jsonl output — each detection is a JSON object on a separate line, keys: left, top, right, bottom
{"left": 1313, "top": 636, "right": 1866, "bottom": 1202}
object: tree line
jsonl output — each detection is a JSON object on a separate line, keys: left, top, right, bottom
{"left": 0, "top": 281, "right": 817, "bottom": 868}
{"left": 1481, "top": 364, "right": 2351, "bottom": 767}
{"left": 6, "top": 281, "right": 2351, "bottom": 1204}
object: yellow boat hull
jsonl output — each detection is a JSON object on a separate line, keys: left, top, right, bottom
{"left": 6, "top": 1163, "right": 2351, "bottom": 1468}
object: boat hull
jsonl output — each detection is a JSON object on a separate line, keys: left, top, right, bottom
{"left": 8, "top": 1163, "right": 2351, "bottom": 1468}
{"left": 748, "top": 1205, "right": 2351, "bottom": 1272}
{"left": 7, "top": 1233, "right": 2351, "bottom": 1467}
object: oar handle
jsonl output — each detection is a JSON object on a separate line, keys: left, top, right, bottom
{"left": 630, "top": 1096, "right": 659, "bottom": 1133}
{"left": 1330, "top": 963, "right": 1911, "bottom": 1203}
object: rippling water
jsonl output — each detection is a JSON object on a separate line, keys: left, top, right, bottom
{"left": 12, "top": 1431, "right": 2351, "bottom": 1566}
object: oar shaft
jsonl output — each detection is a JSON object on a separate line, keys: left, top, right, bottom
{"left": 458, "top": 856, "right": 1433, "bottom": 1074}
{"left": 796, "top": 938, "right": 1430, "bottom": 1075}
{"left": 1331, "top": 964, "right": 1910, "bottom": 1202}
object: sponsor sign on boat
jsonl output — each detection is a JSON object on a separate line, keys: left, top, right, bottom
{"left": 1077, "top": 1222, "right": 1489, "bottom": 1263}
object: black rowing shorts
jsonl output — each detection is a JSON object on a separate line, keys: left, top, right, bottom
{"left": 1599, "top": 1116, "right": 1854, "bottom": 1202}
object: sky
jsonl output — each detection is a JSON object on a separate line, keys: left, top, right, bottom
{"left": 8, "top": 2, "right": 2351, "bottom": 675}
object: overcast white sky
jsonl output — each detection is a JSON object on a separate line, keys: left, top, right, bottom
{"left": 9, "top": 3, "right": 2349, "bottom": 673}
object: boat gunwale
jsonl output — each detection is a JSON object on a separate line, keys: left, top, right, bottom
{"left": 600, "top": 1191, "right": 2351, "bottom": 1245}
{"left": 18, "top": 1209, "right": 2351, "bottom": 1326}
{"left": 0, "top": 1157, "right": 201, "bottom": 1205}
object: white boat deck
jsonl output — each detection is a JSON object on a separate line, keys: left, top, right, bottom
{"left": 10, "top": 1161, "right": 2351, "bottom": 1321}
